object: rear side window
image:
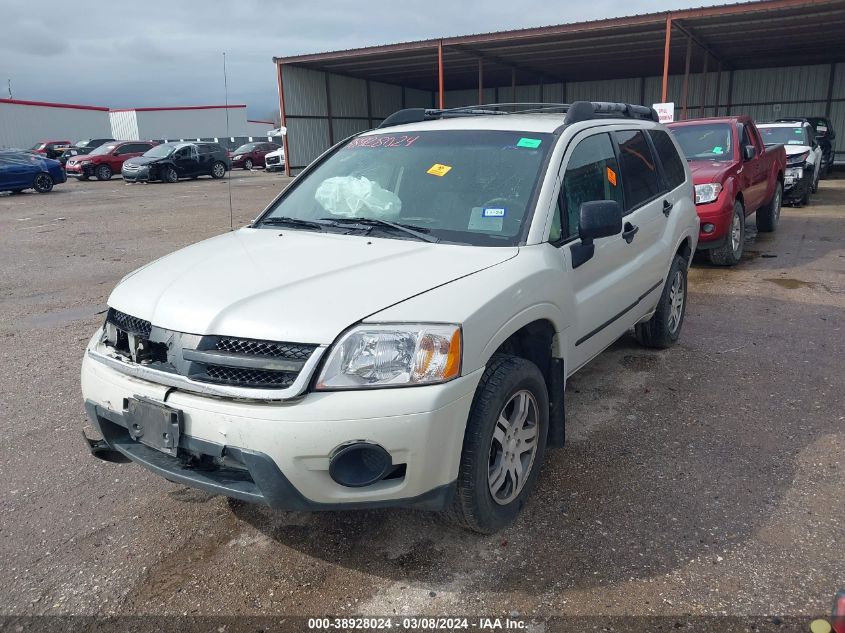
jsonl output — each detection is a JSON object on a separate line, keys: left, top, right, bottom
{"left": 648, "top": 130, "right": 686, "bottom": 190}
{"left": 615, "top": 130, "right": 661, "bottom": 210}
{"left": 552, "top": 132, "right": 624, "bottom": 242}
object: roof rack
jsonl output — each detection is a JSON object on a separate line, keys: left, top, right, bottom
{"left": 378, "top": 101, "right": 659, "bottom": 129}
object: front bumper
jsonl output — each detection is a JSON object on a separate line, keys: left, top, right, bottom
{"left": 122, "top": 166, "right": 152, "bottom": 182}
{"left": 693, "top": 192, "right": 733, "bottom": 249}
{"left": 784, "top": 166, "right": 811, "bottom": 201}
{"left": 66, "top": 164, "right": 93, "bottom": 178}
{"left": 81, "top": 345, "right": 480, "bottom": 510}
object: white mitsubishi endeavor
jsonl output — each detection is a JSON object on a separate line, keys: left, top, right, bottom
{"left": 82, "top": 102, "right": 698, "bottom": 533}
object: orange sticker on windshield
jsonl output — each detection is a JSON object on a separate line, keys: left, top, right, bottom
{"left": 607, "top": 166, "right": 618, "bottom": 186}
{"left": 427, "top": 163, "right": 452, "bottom": 177}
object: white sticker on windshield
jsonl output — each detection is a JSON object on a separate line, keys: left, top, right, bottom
{"left": 482, "top": 207, "right": 506, "bottom": 218}
{"left": 468, "top": 207, "right": 504, "bottom": 232}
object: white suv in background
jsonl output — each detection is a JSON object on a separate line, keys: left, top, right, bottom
{"left": 263, "top": 146, "right": 285, "bottom": 172}
{"left": 81, "top": 102, "right": 698, "bottom": 533}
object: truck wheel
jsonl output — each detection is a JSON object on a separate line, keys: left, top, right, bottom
{"left": 708, "top": 201, "right": 744, "bottom": 266}
{"left": 635, "top": 254, "right": 688, "bottom": 349}
{"left": 756, "top": 182, "right": 782, "bottom": 232}
{"left": 445, "top": 354, "right": 548, "bottom": 534}
{"left": 95, "top": 165, "right": 112, "bottom": 181}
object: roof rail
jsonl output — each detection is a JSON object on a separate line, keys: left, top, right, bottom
{"left": 378, "top": 101, "right": 658, "bottom": 129}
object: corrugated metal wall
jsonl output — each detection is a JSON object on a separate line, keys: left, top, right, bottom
{"left": 0, "top": 102, "right": 111, "bottom": 149}
{"left": 130, "top": 107, "right": 249, "bottom": 140}
{"left": 109, "top": 111, "right": 139, "bottom": 140}
{"left": 281, "top": 62, "right": 844, "bottom": 171}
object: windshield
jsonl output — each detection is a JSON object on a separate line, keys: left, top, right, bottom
{"left": 143, "top": 144, "right": 176, "bottom": 158}
{"left": 30, "top": 143, "right": 46, "bottom": 150}
{"left": 670, "top": 124, "right": 733, "bottom": 160}
{"left": 74, "top": 140, "right": 90, "bottom": 148}
{"left": 758, "top": 126, "right": 809, "bottom": 146}
{"left": 89, "top": 143, "right": 118, "bottom": 156}
{"left": 234, "top": 143, "right": 257, "bottom": 154}
{"left": 259, "top": 130, "right": 552, "bottom": 246}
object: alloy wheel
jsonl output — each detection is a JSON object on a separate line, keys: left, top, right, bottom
{"left": 667, "top": 270, "right": 685, "bottom": 334}
{"left": 488, "top": 390, "right": 540, "bottom": 505}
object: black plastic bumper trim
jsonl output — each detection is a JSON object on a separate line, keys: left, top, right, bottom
{"left": 83, "top": 401, "right": 454, "bottom": 512}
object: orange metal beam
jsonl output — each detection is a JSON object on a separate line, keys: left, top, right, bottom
{"left": 438, "top": 41, "right": 445, "bottom": 109}
{"left": 661, "top": 14, "right": 672, "bottom": 103}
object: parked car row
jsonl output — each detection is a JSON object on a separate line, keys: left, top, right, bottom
{"left": 228, "top": 141, "right": 282, "bottom": 170}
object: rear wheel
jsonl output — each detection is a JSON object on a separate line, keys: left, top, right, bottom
{"left": 635, "top": 254, "right": 688, "bottom": 349}
{"left": 445, "top": 354, "right": 548, "bottom": 534}
{"left": 95, "top": 164, "right": 112, "bottom": 181}
{"left": 708, "top": 201, "right": 744, "bottom": 266}
{"left": 33, "top": 173, "right": 54, "bottom": 193}
{"left": 756, "top": 181, "right": 782, "bottom": 232}
{"left": 244, "top": 158, "right": 253, "bottom": 170}
{"left": 211, "top": 161, "right": 226, "bottom": 179}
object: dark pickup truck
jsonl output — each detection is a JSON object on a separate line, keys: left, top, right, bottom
{"left": 668, "top": 116, "right": 786, "bottom": 266}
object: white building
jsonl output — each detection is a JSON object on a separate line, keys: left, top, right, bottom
{"left": 108, "top": 105, "right": 250, "bottom": 141}
{"left": 0, "top": 98, "right": 111, "bottom": 149}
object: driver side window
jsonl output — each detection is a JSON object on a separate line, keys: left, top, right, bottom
{"left": 551, "top": 133, "right": 623, "bottom": 243}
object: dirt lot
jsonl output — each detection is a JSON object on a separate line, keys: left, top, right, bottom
{"left": 0, "top": 171, "right": 843, "bottom": 625}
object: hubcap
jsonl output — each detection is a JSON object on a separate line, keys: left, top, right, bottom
{"left": 731, "top": 212, "right": 742, "bottom": 254}
{"left": 488, "top": 390, "right": 539, "bottom": 506}
{"left": 667, "top": 270, "right": 685, "bottom": 334}
{"left": 214, "top": 164, "right": 225, "bottom": 177}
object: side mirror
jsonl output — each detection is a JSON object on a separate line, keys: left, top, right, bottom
{"left": 571, "top": 200, "right": 623, "bottom": 269}
{"left": 743, "top": 145, "right": 756, "bottom": 161}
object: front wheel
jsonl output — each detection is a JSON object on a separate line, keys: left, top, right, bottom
{"left": 244, "top": 158, "right": 253, "bottom": 170}
{"left": 211, "top": 161, "right": 226, "bottom": 179}
{"left": 161, "top": 167, "right": 178, "bottom": 183}
{"left": 756, "top": 181, "right": 782, "bottom": 232}
{"left": 33, "top": 173, "right": 54, "bottom": 193}
{"left": 708, "top": 201, "right": 745, "bottom": 266}
{"left": 444, "top": 354, "right": 548, "bottom": 534}
{"left": 635, "top": 254, "right": 688, "bottom": 349}
{"left": 95, "top": 164, "right": 112, "bottom": 181}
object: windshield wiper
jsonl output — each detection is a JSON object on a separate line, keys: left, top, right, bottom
{"left": 261, "top": 216, "right": 326, "bottom": 231}
{"left": 318, "top": 217, "right": 440, "bottom": 243}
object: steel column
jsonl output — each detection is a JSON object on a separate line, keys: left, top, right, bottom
{"left": 478, "top": 58, "right": 484, "bottom": 104}
{"left": 714, "top": 63, "right": 722, "bottom": 116}
{"left": 681, "top": 36, "right": 692, "bottom": 119}
{"left": 438, "top": 41, "right": 445, "bottom": 109}
{"left": 661, "top": 14, "right": 673, "bottom": 103}
{"left": 275, "top": 62, "right": 291, "bottom": 177}
{"left": 699, "top": 53, "right": 709, "bottom": 118}
{"left": 826, "top": 62, "right": 836, "bottom": 117}
{"left": 324, "top": 72, "right": 334, "bottom": 145}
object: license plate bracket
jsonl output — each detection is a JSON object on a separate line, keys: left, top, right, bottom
{"left": 125, "top": 397, "right": 182, "bottom": 457}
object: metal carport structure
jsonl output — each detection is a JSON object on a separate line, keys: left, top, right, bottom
{"left": 274, "top": 0, "right": 845, "bottom": 175}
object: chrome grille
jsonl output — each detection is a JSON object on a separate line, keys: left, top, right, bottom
{"left": 107, "top": 308, "right": 151, "bottom": 337}
{"left": 201, "top": 365, "right": 297, "bottom": 389}
{"left": 214, "top": 337, "right": 316, "bottom": 360}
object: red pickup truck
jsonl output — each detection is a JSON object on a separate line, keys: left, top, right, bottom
{"left": 667, "top": 116, "right": 786, "bottom": 265}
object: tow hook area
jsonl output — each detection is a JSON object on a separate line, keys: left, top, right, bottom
{"left": 82, "top": 430, "right": 131, "bottom": 464}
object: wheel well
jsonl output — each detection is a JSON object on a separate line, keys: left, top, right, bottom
{"left": 675, "top": 237, "right": 692, "bottom": 263}
{"left": 735, "top": 191, "right": 745, "bottom": 210}
{"left": 493, "top": 319, "right": 565, "bottom": 447}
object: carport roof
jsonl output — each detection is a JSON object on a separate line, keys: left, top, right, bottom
{"left": 273, "top": 0, "right": 845, "bottom": 91}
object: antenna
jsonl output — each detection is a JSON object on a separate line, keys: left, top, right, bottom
{"left": 223, "top": 52, "right": 233, "bottom": 230}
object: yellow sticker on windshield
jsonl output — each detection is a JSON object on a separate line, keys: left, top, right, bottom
{"left": 427, "top": 163, "right": 452, "bottom": 177}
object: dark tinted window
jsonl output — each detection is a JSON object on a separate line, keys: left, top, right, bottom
{"left": 551, "top": 133, "right": 624, "bottom": 241}
{"left": 615, "top": 129, "right": 661, "bottom": 210}
{"left": 648, "top": 129, "right": 686, "bottom": 190}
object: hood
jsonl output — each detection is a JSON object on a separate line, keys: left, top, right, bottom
{"left": 108, "top": 228, "right": 518, "bottom": 344}
{"left": 123, "top": 155, "right": 166, "bottom": 166}
{"left": 265, "top": 148, "right": 284, "bottom": 157}
{"left": 783, "top": 144, "right": 811, "bottom": 156}
{"left": 686, "top": 159, "right": 736, "bottom": 184}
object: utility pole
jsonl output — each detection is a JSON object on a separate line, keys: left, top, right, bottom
{"left": 6, "top": 79, "right": 12, "bottom": 100}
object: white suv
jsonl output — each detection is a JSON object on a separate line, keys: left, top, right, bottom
{"left": 81, "top": 102, "right": 698, "bottom": 533}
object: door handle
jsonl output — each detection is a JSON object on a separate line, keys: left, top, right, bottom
{"left": 663, "top": 199, "right": 673, "bottom": 217}
{"left": 622, "top": 222, "right": 639, "bottom": 244}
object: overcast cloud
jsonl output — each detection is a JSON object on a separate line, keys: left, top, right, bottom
{"left": 0, "top": 0, "right": 743, "bottom": 118}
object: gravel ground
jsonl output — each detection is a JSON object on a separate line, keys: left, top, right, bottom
{"left": 0, "top": 171, "right": 843, "bottom": 627}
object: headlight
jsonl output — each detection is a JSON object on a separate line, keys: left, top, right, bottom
{"left": 316, "top": 323, "right": 461, "bottom": 390}
{"left": 694, "top": 183, "right": 722, "bottom": 205}
{"left": 786, "top": 151, "right": 810, "bottom": 166}
{"left": 79, "top": 160, "right": 91, "bottom": 165}
{"left": 233, "top": 154, "right": 243, "bottom": 159}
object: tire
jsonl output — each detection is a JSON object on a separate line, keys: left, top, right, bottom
{"left": 811, "top": 167, "right": 820, "bottom": 194}
{"left": 708, "top": 201, "right": 745, "bottom": 266}
{"left": 756, "top": 181, "right": 782, "bottom": 232}
{"left": 444, "top": 354, "right": 549, "bottom": 534}
{"left": 32, "top": 173, "right": 54, "bottom": 193}
{"left": 244, "top": 158, "right": 253, "bottom": 170}
{"left": 211, "top": 161, "right": 226, "bottom": 179}
{"left": 162, "top": 166, "right": 178, "bottom": 183}
{"left": 635, "top": 254, "right": 688, "bottom": 349}
{"left": 95, "top": 164, "right": 112, "bottom": 181}
{"left": 800, "top": 186, "right": 811, "bottom": 207}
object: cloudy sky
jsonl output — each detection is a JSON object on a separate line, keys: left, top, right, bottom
{"left": 0, "top": 0, "right": 742, "bottom": 118}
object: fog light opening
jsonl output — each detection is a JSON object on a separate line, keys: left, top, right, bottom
{"left": 329, "top": 442, "right": 393, "bottom": 488}
{"left": 702, "top": 223, "right": 716, "bottom": 234}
